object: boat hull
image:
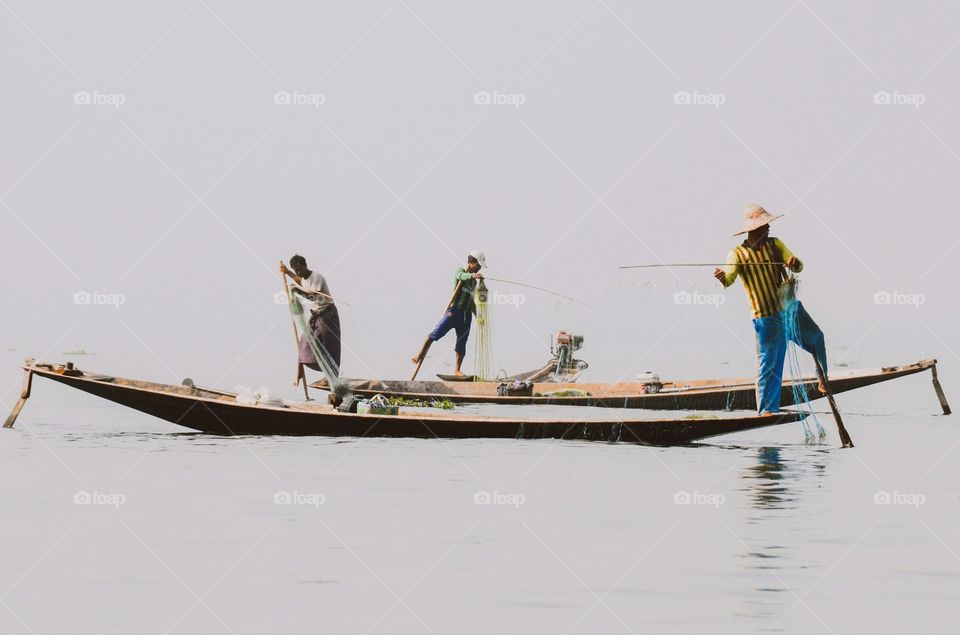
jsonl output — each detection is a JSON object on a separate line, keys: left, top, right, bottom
{"left": 26, "top": 366, "right": 803, "bottom": 445}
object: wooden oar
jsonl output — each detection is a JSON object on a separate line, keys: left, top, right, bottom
{"left": 931, "top": 363, "right": 952, "bottom": 415}
{"left": 411, "top": 280, "right": 463, "bottom": 381}
{"left": 3, "top": 368, "right": 33, "bottom": 428}
{"left": 280, "top": 261, "right": 310, "bottom": 400}
{"left": 813, "top": 356, "right": 853, "bottom": 448}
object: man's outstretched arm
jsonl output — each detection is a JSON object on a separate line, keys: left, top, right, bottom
{"left": 714, "top": 251, "right": 739, "bottom": 287}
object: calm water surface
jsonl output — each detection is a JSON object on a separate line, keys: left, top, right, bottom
{"left": 1, "top": 365, "right": 958, "bottom": 634}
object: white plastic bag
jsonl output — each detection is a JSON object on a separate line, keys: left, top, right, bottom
{"left": 234, "top": 386, "right": 286, "bottom": 408}
{"left": 256, "top": 387, "right": 286, "bottom": 408}
{"left": 236, "top": 385, "right": 257, "bottom": 405}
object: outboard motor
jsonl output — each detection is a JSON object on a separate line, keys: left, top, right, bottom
{"left": 551, "top": 331, "right": 587, "bottom": 382}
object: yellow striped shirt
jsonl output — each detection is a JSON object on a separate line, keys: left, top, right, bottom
{"left": 720, "top": 237, "right": 803, "bottom": 318}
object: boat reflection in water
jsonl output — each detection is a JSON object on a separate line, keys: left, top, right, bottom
{"left": 733, "top": 447, "right": 829, "bottom": 625}
{"left": 742, "top": 446, "right": 828, "bottom": 512}
{"left": 746, "top": 447, "right": 792, "bottom": 512}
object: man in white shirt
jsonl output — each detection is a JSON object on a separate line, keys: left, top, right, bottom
{"left": 280, "top": 255, "right": 341, "bottom": 375}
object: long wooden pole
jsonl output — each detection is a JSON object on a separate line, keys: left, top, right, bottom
{"left": 620, "top": 262, "right": 788, "bottom": 269}
{"left": 813, "top": 356, "right": 853, "bottom": 448}
{"left": 411, "top": 280, "right": 463, "bottom": 381}
{"left": 3, "top": 368, "right": 33, "bottom": 428}
{"left": 280, "top": 261, "right": 310, "bottom": 400}
{"left": 930, "top": 363, "right": 952, "bottom": 415}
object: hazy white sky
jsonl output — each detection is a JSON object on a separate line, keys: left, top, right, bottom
{"left": 2, "top": 1, "right": 958, "bottom": 393}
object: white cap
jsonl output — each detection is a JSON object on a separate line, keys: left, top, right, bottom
{"left": 468, "top": 250, "right": 486, "bottom": 268}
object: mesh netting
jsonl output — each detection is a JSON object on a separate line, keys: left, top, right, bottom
{"left": 473, "top": 281, "right": 493, "bottom": 381}
{"left": 288, "top": 293, "right": 348, "bottom": 398}
{"left": 780, "top": 276, "right": 826, "bottom": 444}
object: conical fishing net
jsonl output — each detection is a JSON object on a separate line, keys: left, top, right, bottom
{"left": 780, "top": 276, "right": 826, "bottom": 444}
{"left": 287, "top": 293, "right": 348, "bottom": 399}
{"left": 473, "top": 281, "right": 494, "bottom": 381}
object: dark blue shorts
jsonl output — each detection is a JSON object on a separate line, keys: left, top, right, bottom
{"left": 429, "top": 309, "right": 472, "bottom": 355}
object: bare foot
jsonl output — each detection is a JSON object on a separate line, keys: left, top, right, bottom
{"left": 453, "top": 370, "right": 466, "bottom": 377}
{"left": 817, "top": 381, "right": 828, "bottom": 394}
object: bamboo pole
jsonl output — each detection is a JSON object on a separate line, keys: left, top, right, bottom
{"left": 931, "top": 363, "right": 952, "bottom": 415}
{"left": 3, "top": 368, "right": 33, "bottom": 428}
{"left": 813, "top": 356, "right": 853, "bottom": 448}
{"left": 620, "top": 262, "right": 788, "bottom": 269}
{"left": 411, "top": 280, "right": 464, "bottom": 381}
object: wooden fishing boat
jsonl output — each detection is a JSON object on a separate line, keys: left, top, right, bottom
{"left": 314, "top": 359, "right": 951, "bottom": 413}
{"left": 4, "top": 362, "right": 806, "bottom": 445}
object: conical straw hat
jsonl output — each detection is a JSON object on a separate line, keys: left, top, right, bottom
{"left": 733, "top": 204, "right": 783, "bottom": 236}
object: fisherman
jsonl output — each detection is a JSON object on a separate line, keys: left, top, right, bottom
{"left": 280, "top": 255, "right": 341, "bottom": 376}
{"left": 713, "top": 204, "right": 828, "bottom": 414}
{"left": 411, "top": 251, "right": 486, "bottom": 377}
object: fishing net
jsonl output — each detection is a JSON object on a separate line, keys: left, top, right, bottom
{"left": 473, "top": 280, "right": 494, "bottom": 381}
{"left": 287, "top": 291, "right": 349, "bottom": 399}
{"left": 780, "top": 276, "right": 827, "bottom": 444}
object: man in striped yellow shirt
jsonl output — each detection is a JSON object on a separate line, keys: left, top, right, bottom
{"left": 714, "top": 204, "right": 828, "bottom": 414}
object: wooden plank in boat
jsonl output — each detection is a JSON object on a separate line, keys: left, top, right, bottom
{"left": 436, "top": 374, "right": 477, "bottom": 382}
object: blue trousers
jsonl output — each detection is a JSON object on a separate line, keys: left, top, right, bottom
{"left": 429, "top": 309, "right": 472, "bottom": 355}
{"left": 753, "top": 302, "right": 827, "bottom": 413}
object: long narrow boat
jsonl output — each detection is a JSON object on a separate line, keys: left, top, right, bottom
{"left": 4, "top": 362, "right": 806, "bottom": 445}
{"left": 313, "top": 359, "right": 951, "bottom": 412}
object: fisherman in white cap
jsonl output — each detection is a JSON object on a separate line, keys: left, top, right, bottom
{"left": 411, "top": 250, "right": 486, "bottom": 377}
{"left": 714, "top": 205, "right": 828, "bottom": 414}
